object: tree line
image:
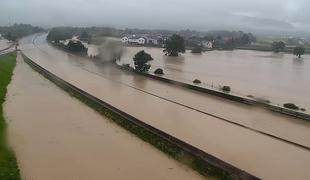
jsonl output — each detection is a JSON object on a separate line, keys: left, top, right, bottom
{"left": 0, "top": 24, "right": 44, "bottom": 41}
{"left": 271, "top": 41, "right": 305, "bottom": 58}
{"left": 133, "top": 34, "right": 306, "bottom": 74}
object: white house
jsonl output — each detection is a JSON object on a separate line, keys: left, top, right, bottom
{"left": 121, "top": 36, "right": 129, "bottom": 43}
{"left": 146, "top": 38, "right": 158, "bottom": 45}
{"left": 203, "top": 41, "right": 213, "bottom": 49}
{"left": 121, "top": 35, "right": 146, "bottom": 45}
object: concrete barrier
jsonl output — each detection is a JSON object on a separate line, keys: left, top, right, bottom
{"left": 22, "top": 52, "right": 260, "bottom": 180}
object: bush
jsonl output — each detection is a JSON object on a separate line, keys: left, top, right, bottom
{"left": 264, "top": 100, "right": 271, "bottom": 104}
{"left": 154, "top": 68, "right": 164, "bottom": 75}
{"left": 191, "top": 47, "right": 202, "bottom": 53}
{"left": 283, "top": 103, "right": 299, "bottom": 110}
{"left": 301, "top": 108, "right": 306, "bottom": 112}
{"left": 67, "top": 40, "right": 87, "bottom": 53}
{"left": 193, "top": 79, "right": 201, "bottom": 84}
{"left": 222, "top": 86, "right": 231, "bottom": 92}
{"left": 121, "top": 64, "right": 134, "bottom": 71}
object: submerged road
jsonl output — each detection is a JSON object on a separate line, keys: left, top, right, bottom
{"left": 20, "top": 34, "right": 310, "bottom": 179}
{"left": 5, "top": 53, "right": 205, "bottom": 180}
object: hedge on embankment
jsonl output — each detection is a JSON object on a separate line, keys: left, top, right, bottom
{"left": 0, "top": 52, "right": 20, "bottom": 180}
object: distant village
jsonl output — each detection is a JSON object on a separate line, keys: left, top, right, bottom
{"left": 45, "top": 26, "right": 310, "bottom": 54}
{"left": 120, "top": 34, "right": 214, "bottom": 49}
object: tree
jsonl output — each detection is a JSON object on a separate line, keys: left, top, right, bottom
{"left": 240, "top": 34, "right": 250, "bottom": 45}
{"left": 67, "top": 40, "right": 87, "bottom": 53}
{"left": 293, "top": 46, "right": 305, "bottom": 58}
{"left": 164, "top": 34, "right": 185, "bottom": 56}
{"left": 133, "top": 50, "right": 153, "bottom": 72}
{"left": 272, "top": 41, "right": 285, "bottom": 53}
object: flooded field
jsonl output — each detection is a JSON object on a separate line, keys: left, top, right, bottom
{"left": 18, "top": 34, "right": 310, "bottom": 179}
{"left": 120, "top": 46, "right": 310, "bottom": 110}
{"left": 4, "top": 53, "right": 206, "bottom": 180}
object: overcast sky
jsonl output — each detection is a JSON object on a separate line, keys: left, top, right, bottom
{"left": 1, "top": 0, "right": 309, "bottom": 34}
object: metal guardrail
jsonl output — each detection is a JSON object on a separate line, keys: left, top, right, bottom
{"left": 21, "top": 52, "right": 260, "bottom": 180}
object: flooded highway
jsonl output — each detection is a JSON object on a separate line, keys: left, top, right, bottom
{"left": 19, "top": 34, "right": 310, "bottom": 179}
{"left": 0, "top": 39, "right": 11, "bottom": 54}
{"left": 120, "top": 46, "right": 310, "bottom": 110}
{"left": 5, "top": 53, "right": 206, "bottom": 180}
{"left": 0, "top": 39, "right": 10, "bottom": 50}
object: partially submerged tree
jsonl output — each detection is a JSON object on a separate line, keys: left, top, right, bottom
{"left": 154, "top": 68, "right": 164, "bottom": 75}
{"left": 67, "top": 40, "right": 87, "bottom": 53}
{"left": 133, "top": 50, "right": 153, "bottom": 72}
{"left": 193, "top": 79, "right": 201, "bottom": 84}
{"left": 222, "top": 86, "right": 231, "bottom": 92}
{"left": 283, "top": 103, "right": 299, "bottom": 110}
{"left": 164, "top": 34, "right": 185, "bottom": 56}
{"left": 272, "top": 41, "right": 285, "bottom": 53}
{"left": 191, "top": 46, "right": 202, "bottom": 54}
{"left": 293, "top": 46, "right": 305, "bottom": 58}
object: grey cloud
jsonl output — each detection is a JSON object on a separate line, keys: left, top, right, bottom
{"left": 0, "top": 0, "right": 309, "bottom": 34}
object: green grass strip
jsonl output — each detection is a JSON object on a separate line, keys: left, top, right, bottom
{"left": 0, "top": 52, "right": 20, "bottom": 180}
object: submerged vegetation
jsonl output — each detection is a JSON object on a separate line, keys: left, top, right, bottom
{"left": 67, "top": 40, "right": 87, "bottom": 53}
{"left": 293, "top": 46, "right": 305, "bottom": 58}
{"left": 222, "top": 86, "right": 231, "bottom": 92}
{"left": 271, "top": 41, "right": 285, "bottom": 53}
{"left": 164, "top": 34, "right": 185, "bottom": 56}
{"left": 193, "top": 79, "right": 202, "bottom": 84}
{"left": 191, "top": 46, "right": 203, "bottom": 54}
{"left": 283, "top": 103, "right": 299, "bottom": 110}
{"left": 154, "top": 68, "right": 164, "bottom": 75}
{"left": 0, "top": 52, "right": 20, "bottom": 180}
{"left": 133, "top": 50, "right": 153, "bottom": 72}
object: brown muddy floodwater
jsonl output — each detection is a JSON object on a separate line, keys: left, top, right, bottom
{"left": 120, "top": 46, "right": 310, "bottom": 110}
{"left": 0, "top": 39, "right": 10, "bottom": 50}
{"left": 18, "top": 34, "right": 310, "bottom": 180}
{"left": 4, "top": 53, "right": 207, "bottom": 180}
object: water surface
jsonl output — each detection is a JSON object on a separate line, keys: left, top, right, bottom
{"left": 5, "top": 53, "right": 206, "bottom": 180}
{"left": 18, "top": 34, "right": 310, "bottom": 180}
{"left": 120, "top": 46, "right": 310, "bottom": 109}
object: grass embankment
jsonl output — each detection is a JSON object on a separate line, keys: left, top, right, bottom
{"left": 0, "top": 52, "right": 20, "bottom": 180}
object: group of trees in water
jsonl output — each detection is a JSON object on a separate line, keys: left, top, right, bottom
{"left": 47, "top": 28, "right": 89, "bottom": 54}
{"left": 67, "top": 40, "right": 87, "bottom": 53}
{"left": 46, "top": 27, "right": 307, "bottom": 74}
{"left": 133, "top": 33, "right": 307, "bottom": 73}
{"left": 133, "top": 34, "right": 186, "bottom": 72}
{"left": 271, "top": 41, "right": 305, "bottom": 58}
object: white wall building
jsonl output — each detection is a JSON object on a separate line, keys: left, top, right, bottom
{"left": 146, "top": 38, "right": 158, "bottom": 45}
{"left": 203, "top": 41, "right": 213, "bottom": 49}
{"left": 121, "top": 35, "right": 146, "bottom": 45}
